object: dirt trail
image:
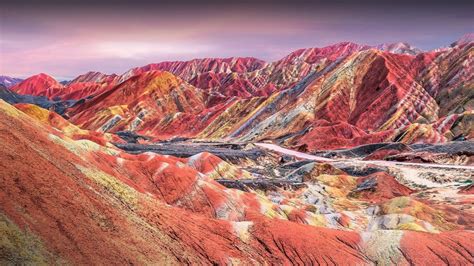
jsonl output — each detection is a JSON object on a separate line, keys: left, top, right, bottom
{"left": 255, "top": 143, "right": 474, "bottom": 170}
{"left": 255, "top": 143, "right": 474, "bottom": 188}
{"left": 255, "top": 143, "right": 334, "bottom": 162}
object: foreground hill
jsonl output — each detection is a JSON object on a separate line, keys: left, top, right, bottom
{"left": 1, "top": 100, "right": 473, "bottom": 264}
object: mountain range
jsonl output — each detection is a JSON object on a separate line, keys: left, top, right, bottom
{"left": 5, "top": 37, "right": 473, "bottom": 150}
{"left": 0, "top": 35, "right": 473, "bottom": 264}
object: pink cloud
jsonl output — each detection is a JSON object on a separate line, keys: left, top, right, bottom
{"left": 1, "top": 6, "right": 472, "bottom": 79}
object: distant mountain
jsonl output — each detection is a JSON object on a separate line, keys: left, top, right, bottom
{"left": 10, "top": 73, "right": 63, "bottom": 96}
{"left": 375, "top": 42, "right": 422, "bottom": 55}
{"left": 68, "top": 71, "right": 120, "bottom": 85}
{"left": 0, "top": 75, "right": 23, "bottom": 87}
{"left": 10, "top": 73, "right": 114, "bottom": 100}
{"left": 0, "top": 84, "right": 76, "bottom": 115}
{"left": 451, "top": 33, "right": 474, "bottom": 46}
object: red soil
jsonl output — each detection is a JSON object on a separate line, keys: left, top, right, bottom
{"left": 352, "top": 172, "right": 414, "bottom": 203}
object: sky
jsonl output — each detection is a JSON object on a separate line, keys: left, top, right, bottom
{"left": 1, "top": 0, "right": 473, "bottom": 80}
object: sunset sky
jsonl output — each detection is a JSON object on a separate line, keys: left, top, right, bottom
{"left": 1, "top": 0, "right": 473, "bottom": 80}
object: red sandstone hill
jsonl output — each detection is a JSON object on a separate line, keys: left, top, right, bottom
{"left": 67, "top": 70, "right": 207, "bottom": 137}
{"left": 196, "top": 43, "right": 472, "bottom": 151}
{"left": 68, "top": 71, "right": 120, "bottom": 85}
{"left": 10, "top": 73, "right": 64, "bottom": 97}
{"left": 9, "top": 72, "right": 116, "bottom": 100}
